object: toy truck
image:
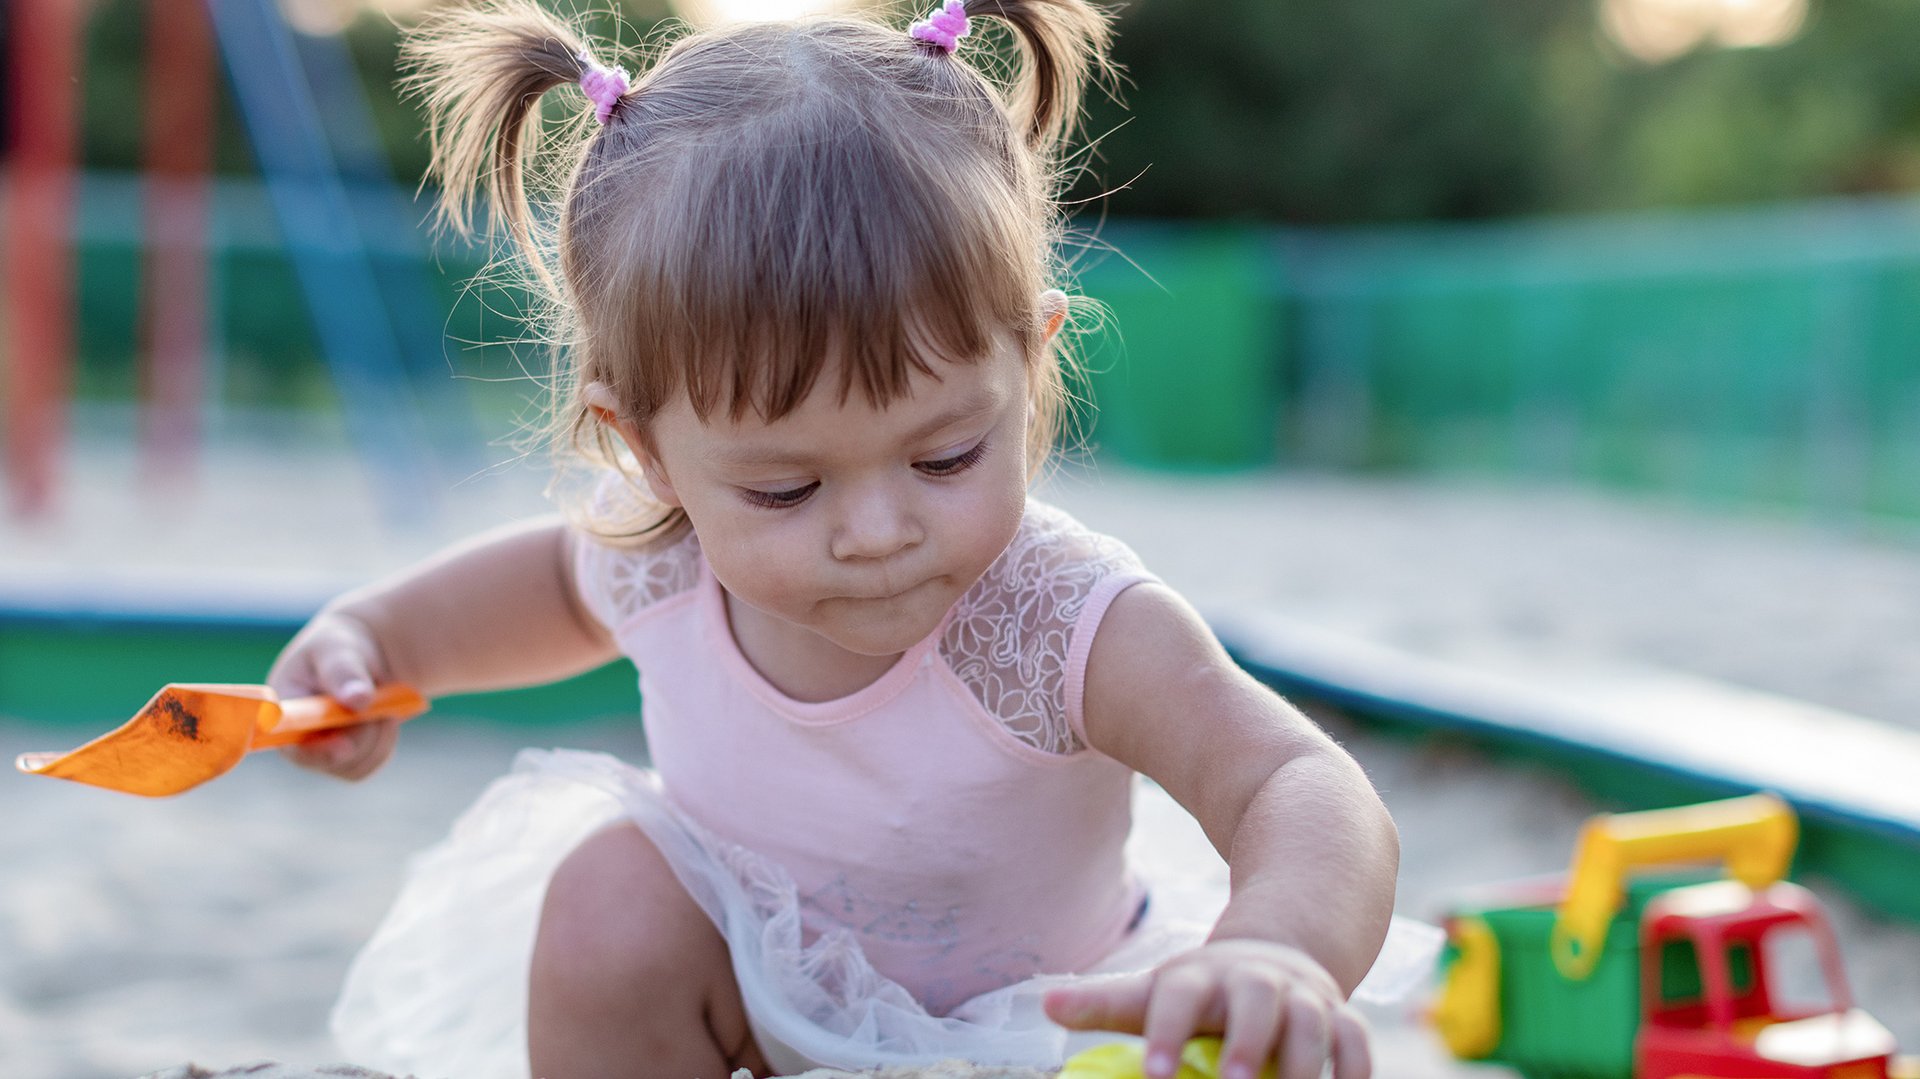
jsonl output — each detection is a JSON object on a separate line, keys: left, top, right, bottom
{"left": 1430, "top": 793, "right": 1917, "bottom": 1079}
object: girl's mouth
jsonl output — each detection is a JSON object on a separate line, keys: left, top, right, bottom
{"left": 847, "top": 577, "right": 932, "bottom": 602}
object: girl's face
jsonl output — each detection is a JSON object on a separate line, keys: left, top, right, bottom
{"left": 629, "top": 337, "right": 1033, "bottom": 659}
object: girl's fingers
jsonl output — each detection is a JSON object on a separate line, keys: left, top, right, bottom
{"left": 280, "top": 717, "right": 397, "bottom": 780}
{"left": 1061, "top": 950, "right": 1366, "bottom": 1079}
{"left": 1044, "top": 975, "right": 1154, "bottom": 1032}
{"left": 265, "top": 611, "right": 395, "bottom": 779}
{"left": 1275, "top": 995, "right": 1329, "bottom": 1079}
{"left": 282, "top": 723, "right": 373, "bottom": 771}
{"left": 265, "top": 648, "right": 319, "bottom": 701}
{"left": 1329, "top": 1006, "right": 1372, "bottom": 1079}
{"left": 1217, "top": 970, "right": 1285, "bottom": 1079}
{"left": 279, "top": 729, "right": 356, "bottom": 772}
{"left": 315, "top": 649, "right": 377, "bottom": 711}
{"left": 332, "top": 718, "right": 400, "bottom": 780}
{"left": 1140, "top": 965, "right": 1215, "bottom": 1079}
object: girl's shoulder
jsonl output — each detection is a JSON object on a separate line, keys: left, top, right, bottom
{"left": 568, "top": 476, "right": 703, "bottom": 632}
{"left": 938, "top": 498, "right": 1155, "bottom": 753}
{"left": 957, "top": 499, "right": 1148, "bottom": 611}
{"left": 1002, "top": 499, "right": 1144, "bottom": 578}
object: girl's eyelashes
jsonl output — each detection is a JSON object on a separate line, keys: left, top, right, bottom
{"left": 740, "top": 482, "right": 819, "bottom": 510}
{"left": 915, "top": 439, "right": 989, "bottom": 477}
{"left": 735, "top": 440, "right": 987, "bottom": 509}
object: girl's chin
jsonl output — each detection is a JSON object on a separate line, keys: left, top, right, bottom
{"left": 825, "top": 622, "right": 937, "bottom": 658}
{"left": 820, "top": 606, "right": 946, "bottom": 656}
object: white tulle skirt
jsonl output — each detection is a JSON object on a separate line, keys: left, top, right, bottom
{"left": 330, "top": 749, "right": 1440, "bottom": 1079}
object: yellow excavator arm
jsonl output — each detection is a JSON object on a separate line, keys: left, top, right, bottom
{"left": 1551, "top": 793, "right": 1798, "bottom": 980}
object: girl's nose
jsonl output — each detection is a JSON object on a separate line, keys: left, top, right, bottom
{"left": 830, "top": 488, "right": 923, "bottom": 562}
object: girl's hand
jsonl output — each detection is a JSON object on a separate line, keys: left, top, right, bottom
{"left": 266, "top": 608, "right": 401, "bottom": 781}
{"left": 1044, "top": 940, "right": 1370, "bottom": 1079}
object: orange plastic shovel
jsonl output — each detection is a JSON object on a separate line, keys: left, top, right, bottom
{"left": 15, "top": 683, "right": 429, "bottom": 797}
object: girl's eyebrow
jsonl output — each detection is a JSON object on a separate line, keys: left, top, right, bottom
{"left": 717, "top": 392, "right": 1001, "bottom": 469}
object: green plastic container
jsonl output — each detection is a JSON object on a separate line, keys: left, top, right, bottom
{"left": 1451, "top": 876, "right": 1724, "bottom": 1079}
{"left": 1474, "top": 903, "right": 1643, "bottom": 1079}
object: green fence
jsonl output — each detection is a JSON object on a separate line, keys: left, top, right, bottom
{"left": 1272, "top": 198, "right": 1920, "bottom": 520}
{"left": 67, "top": 172, "right": 523, "bottom": 415}
{"left": 1071, "top": 224, "right": 1285, "bottom": 469}
{"left": 58, "top": 174, "right": 1920, "bottom": 520}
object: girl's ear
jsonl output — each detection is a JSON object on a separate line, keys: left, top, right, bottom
{"left": 1039, "top": 289, "right": 1069, "bottom": 340}
{"left": 583, "top": 381, "right": 650, "bottom": 463}
{"left": 582, "top": 380, "right": 629, "bottom": 433}
{"left": 583, "top": 381, "right": 683, "bottom": 508}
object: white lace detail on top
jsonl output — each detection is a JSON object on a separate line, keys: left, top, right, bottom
{"left": 940, "top": 502, "right": 1148, "bottom": 755}
{"left": 573, "top": 527, "right": 703, "bottom": 631}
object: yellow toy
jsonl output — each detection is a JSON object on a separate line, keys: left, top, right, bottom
{"left": 1060, "top": 1038, "right": 1273, "bottom": 1079}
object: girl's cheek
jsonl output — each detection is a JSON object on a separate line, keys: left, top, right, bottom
{"left": 736, "top": 524, "right": 813, "bottom": 591}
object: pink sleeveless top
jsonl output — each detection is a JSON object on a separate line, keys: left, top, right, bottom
{"left": 573, "top": 497, "right": 1154, "bottom": 1014}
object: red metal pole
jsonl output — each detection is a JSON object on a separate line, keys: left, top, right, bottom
{"left": 138, "top": 0, "right": 217, "bottom": 486}
{"left": 4, "top": 0, "right": 85, "bottom": 517}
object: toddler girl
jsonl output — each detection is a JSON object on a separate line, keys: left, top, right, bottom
{"left": 268, "top": 2, "right": 1433, "bottom": 1077}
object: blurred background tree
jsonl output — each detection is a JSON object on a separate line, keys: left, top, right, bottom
{"left": 47, "top": 0, "right": 1920, "bottom": 223}
{"left": 1066, "top": 0, "right": 1920, "bottom": 221}
{"left": 1068, "top": 0, "right": 1570, "bottom": 222}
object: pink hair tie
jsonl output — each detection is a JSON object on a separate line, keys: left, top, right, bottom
{"left": 910, "top": 0, "right": 971, "bottom": 53}
{"left": 577, "top": 52, "right": 630, "bottom": 125}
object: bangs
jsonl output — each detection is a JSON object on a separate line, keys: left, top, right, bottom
{"left": 589, "top": 93, "right": 1040, "bottom": 425}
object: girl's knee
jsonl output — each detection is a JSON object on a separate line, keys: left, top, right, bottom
{"left": 534, "top": 823, "right": 719, "bottom": 987}
{"left": 531, "top": 824, "right": 761, "bottom": 1076}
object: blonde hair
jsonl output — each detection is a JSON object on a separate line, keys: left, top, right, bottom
{"left": 403, "top": 0, "right": 1113, "bottom": 537}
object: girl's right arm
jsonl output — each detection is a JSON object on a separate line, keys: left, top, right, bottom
{"left": 267, "top": 517, "right": 620, "bottom": 779}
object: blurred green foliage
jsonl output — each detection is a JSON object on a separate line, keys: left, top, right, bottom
{"left": 1067, "top": 0, "right": 1920, "bottom": 221}
{"left": 1070, "top": 0, "right": 1564, "bottom": 222}
{"left": 56, "top": 0, "right": 1920, "bottom": 223}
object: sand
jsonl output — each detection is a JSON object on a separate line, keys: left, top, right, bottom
{"left": 139, "top": 1059, "right": 405, "bottom": 1067}
{"left": 132, "top": 1063, "right": 1057, "bottom": 1079}
{"left": 4, "top": 423, "right": 1918, "bottom": 1077}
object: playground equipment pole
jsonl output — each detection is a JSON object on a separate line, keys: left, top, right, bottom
{"left": 139, "top": 0, "right": 218, "bottom": 487}
{"left": 4, "top": 0, "right": 85, "bottom": 517}
{"left": 206, "top": 0, "right": 441, "bottom": 525}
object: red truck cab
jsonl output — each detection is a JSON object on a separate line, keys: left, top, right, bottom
{"left": 1636, "top": 880, "right": 1898, "bottom": 1079}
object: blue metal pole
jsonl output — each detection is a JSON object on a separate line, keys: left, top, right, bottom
{"left": 293, "top": 27, "right": 489, "bottom": 476}
{"left": 205, "top": 0, "right": 439, "bottom": 526}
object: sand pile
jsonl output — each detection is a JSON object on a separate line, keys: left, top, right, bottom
{"left": 775, "top": 1067, "right": 1052, "bottom": 1079}
{"left": 139, "top": 1059, "right": 405, "bottom": 1067}
{"left": 137, "top": 1065, "right": 1056, "bottom": 1079}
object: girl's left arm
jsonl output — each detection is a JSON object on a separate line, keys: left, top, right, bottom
{"left": 1045, "top": 582, "right": 1398, "bottom": 1079}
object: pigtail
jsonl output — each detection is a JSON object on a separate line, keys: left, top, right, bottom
{"left": 955, "top": 0, "right": 1113, "bottom": 159}
{"left": 400, "top": 1, "right": 609, "bottom": 259}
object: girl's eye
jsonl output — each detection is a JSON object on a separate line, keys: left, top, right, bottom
{"left": 740, "top": 483, "right": 818, "bottom": 510}
{"left": 916, "top": 440, "right": 989, "bottom": 477}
